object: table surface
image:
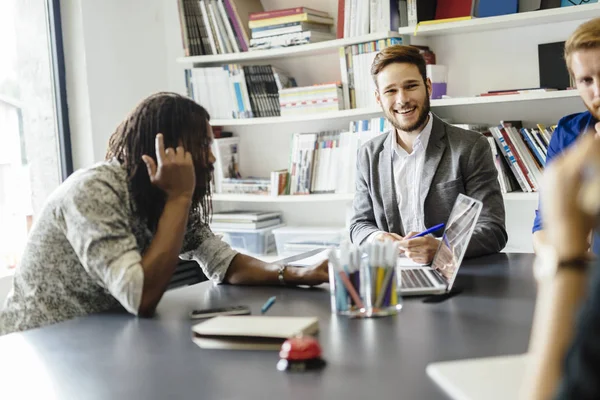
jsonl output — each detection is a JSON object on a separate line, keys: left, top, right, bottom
{"left": 0, "top": 253, "right": 536, "bottom": 400}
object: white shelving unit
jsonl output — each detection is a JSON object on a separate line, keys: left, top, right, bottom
{"left": 210, "top": 90, "right": 580, "bottom": 126}
{"left": 177, "top": 31, "right": 405, "bottom": 65}
{"left": 399, "top": 3, "right": 600, "bottom": 37}
{"left": 213, "top": 193, "right": 355, "bottom": 203}
{"left": 176, "top": 0, "right": 595, "bottom": 253}
{"left": 213, "top": 192, "right": 537, "bottom": 203}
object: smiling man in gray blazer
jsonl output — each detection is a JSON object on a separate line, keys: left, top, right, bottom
{"left": 350, "top": 45, "right": 507, "bottom": 263}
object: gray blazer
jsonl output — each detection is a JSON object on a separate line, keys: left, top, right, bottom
{"left": 349, "top": 114, "right": 507, "bottom": 258}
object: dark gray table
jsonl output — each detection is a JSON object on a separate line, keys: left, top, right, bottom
{"left": 0, "top": 253, "right": 536, "bottom": 400}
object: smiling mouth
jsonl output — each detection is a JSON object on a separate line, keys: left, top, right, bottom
{"left": 394, "top": 107, "right": 416, "bottom": 116}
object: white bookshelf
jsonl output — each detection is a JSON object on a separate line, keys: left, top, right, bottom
{"left": 398, "top": 3, "right": 600, "bottom": 37}
{"left": 213, "top": 193, "right": 354, "bottom": 203}
{"left": 171, "top": 0, "right": 597, "bottom": 253}
{"left": 213, "top": 192, "right": 537, "bottom": 203}
{"left": 211, "top": 90, "right": 580, "bottom": 126}
{"left": 177, "top": 31, "right": 404, "bottom": 65}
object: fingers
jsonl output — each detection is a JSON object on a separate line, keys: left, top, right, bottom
{"left": 155, "top": 134, "right": 166, "bottom": 165}
{"left": 141, "top": 155, "right": 157, "bottom": 180}
{"left": 404, "top": 231, "right": 418, "bottom": 239}
{"left": 399, "top": 237, "right": 426, "bottom": 249}
{"left": 389, "top": 233, "right": 404, "bottom": 241}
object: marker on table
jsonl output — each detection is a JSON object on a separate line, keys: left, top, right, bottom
{"left": 260, "top": 296, "right": 277, "bottom": 314}
{"left": 411, "top": 223, "right": 445, "bottom": 238}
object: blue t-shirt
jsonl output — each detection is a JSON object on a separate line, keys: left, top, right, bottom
{"left": 532, "top": 110, "right": 599, "bottom": 254}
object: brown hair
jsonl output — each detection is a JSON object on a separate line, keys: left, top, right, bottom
{"left": 371, "top": 45, "right": 427, "bottom": 86}
{"left": 565, "top": 17, "right": 600, "bottom": 73}
{"left": 106, "top": 92, "right": 213, "bottom": 232}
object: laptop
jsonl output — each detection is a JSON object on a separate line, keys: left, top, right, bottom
{"left": 426, "top": 354, "right": 529, "bottom": 400}
{"left": 398, "top": 193, "right": 483, "bottom": 296}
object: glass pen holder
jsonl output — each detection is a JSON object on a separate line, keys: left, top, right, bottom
{"left": 328, "top": 254, "right": 403, "bottom": 318}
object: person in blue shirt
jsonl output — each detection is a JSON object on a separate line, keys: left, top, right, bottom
{"left": 532, "top": 17, "right": 600, "bottom": 255}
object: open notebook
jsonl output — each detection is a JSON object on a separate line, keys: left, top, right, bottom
{"left": 191, "top": 316, "right": 319, "bottom": 350}
{"left": 426, "top": 354, "right": 529, "bottom": 400}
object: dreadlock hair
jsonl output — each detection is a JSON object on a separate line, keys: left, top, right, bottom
{"left": 106, "top": 92, "right": 213, "bottom": 232}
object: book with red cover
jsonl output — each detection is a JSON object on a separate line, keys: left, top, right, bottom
{"left": 250, "top": 7, "right": 330, "bottom": 21}
{"left": 499, "top": 127, "right": 536, "bottom": 190}
{"left": 336, "top": 0, "right": 345, "bottom": 39}
{"left": 435, "top": 0, "right": 474, "bottom": 20}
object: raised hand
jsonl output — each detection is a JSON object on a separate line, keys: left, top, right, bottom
{"left": 141, "top": 133, "right": 196, "bottom": 202}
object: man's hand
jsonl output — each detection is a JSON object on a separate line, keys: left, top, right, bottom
{"left": 542, "top": 134, "right": 600, "bottom": 261}
{"left": 373, "top": 232, "right": 404, "bottom": 242}
{"left": 285, "top": 260, "right": 328, "bottom": 286}
{"left": 141, "top": 133, "right": 196, "bottom": 202}
{"left": 398, "top": 231, "right": 440, "bottom": 264}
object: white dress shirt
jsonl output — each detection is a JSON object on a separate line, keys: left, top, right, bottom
{"left": 369, "top": 113, "right": 434, "bottom": 241}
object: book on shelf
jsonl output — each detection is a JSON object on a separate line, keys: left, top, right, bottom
{"left": 270, "top": 170, "right": 289, "bottom": 196}
{"left": 210, "top": 217, "right": 282, "bottom": 230}
{"left": 249, "top": 7, "right": 331, "bottom": 21}
{"left": 407, "top": 0, "right": 437, "bottom": 26}
{"left": 475, "top": 0, "right": 518, "bottom": 18}
{"left": 339, "top": 37, "right": 408, "bottom": 110}
{"left": 479, "top": 88, "right": 558, "bottom": 96}
{"left": 251, "top": 21, "right": 332, "bottom": 39}
{"left": 435, "top": 0, "right": 477, "bottom": 20}
{"left": 340, "top": 0, "right": 409, "bottom": 38}
{"left": 211, "top": 136, "right": 241, "bottom": 193}
{"left": 539, "top": 41, "right": 574, "bottom": 91}
{"left": 220, "top": 178, "right": 271, "bottom": 195}
{"left": 519, "top": 0, "right": 561, "bottom": 12}
{"left": 487, "top": 121, "right": 556, "bottom": 193}
{"left": 279, "top": 82, "right": 344, "bottom": 116}
{"left": 285, "top": 117, "right": 390, "bottom": 196}
{"left": 560, "top": 0, "right": 598, "bottom": 7}
{"left": 249, "top": 30, "right": 336, "bottom": 51}
{"left": 186, "top": 65, "right": 296, "bottom": 119}
{"left": 248, "top": 13, "right": 334, "bottom": 29}
{"left": 212, "top": 210, "right": 282, "bottom": 222}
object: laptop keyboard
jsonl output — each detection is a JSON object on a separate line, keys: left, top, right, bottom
{"left": 401, "top": 269, "right": 438, "bottom": 289}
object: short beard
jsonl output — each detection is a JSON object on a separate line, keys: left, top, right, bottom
{"left": 384, "top": 94, "right": 431, "bottom": 133}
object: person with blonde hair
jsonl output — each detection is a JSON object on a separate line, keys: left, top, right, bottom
{"left": 532, "top": 17, "right": 600, "bottom": 254}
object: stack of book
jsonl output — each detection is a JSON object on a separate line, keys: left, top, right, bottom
{"left": 339, "top": 37, "right": 408, "bottom": 109}
{"left": 177, "top": 0, "right": 265, "bottom": 55}
{"left": 211, "top": 136, "right": 272, "bottom": 195}
{"left": 451, "top": 120, "right": 554, "bottom": 194}
{"left": 456, "top": 121, "right": 553, "bottom": 194}
{"left": 248, "top": 7, "right": 335, "bottom": 51}
{"left": 185, "top": 65, "right": 296, "bottom": 119}
{"left": 210, "top": 211, "right": 282, "bottom": 231}
{"left": 338, "top": 0, "right": 410, "bottom": 38}
{"left": 279, "top": 82, "right": 344, "bottom": 116}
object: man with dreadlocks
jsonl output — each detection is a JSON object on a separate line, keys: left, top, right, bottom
{"left": 0, "top": 92, "right": 328, "bottom": 335}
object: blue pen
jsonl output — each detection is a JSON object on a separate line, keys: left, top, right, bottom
{"left": 260, "top": 296, "right": 276, "bottom": 314}
{"left": 412, "top": 223, "right": 445, "bottom": 238}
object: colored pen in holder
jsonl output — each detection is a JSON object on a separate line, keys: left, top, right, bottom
{"left": 328, "top": 241, "right": 403, "bottom": 318}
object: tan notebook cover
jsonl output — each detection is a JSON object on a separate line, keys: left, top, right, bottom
{"left": 191, "top": 316, "right": 319, "bottom": 350}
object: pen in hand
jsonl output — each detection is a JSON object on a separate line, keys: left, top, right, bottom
{"left": 411, "top": 223, "right": 445, "bottom": 239}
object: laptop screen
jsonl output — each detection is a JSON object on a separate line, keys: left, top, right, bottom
{"left": 430, "top": 194, "right": 483, "bottom": 290}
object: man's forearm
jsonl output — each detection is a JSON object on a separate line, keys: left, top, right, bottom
{"left": 139, "top": 197, "right": 191, "bottom": 316}
{"left": 522, "top": 269, "right": 588, "bottom": 400}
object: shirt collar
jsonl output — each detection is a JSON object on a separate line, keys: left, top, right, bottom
{"left": 392, "top": 112, "right": 434, "bottom": 156}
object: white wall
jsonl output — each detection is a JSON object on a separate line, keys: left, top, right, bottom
{"left": 62, "top": 0, "right": 172, "bottom": 169}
